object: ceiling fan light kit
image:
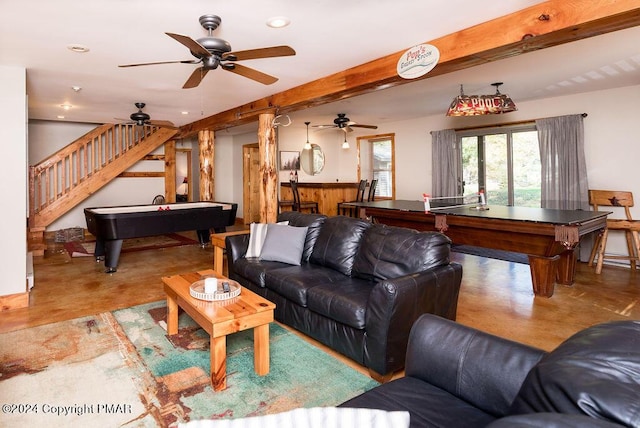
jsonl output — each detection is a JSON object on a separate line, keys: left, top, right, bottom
{"left": 446, "top": 82, "right": 517, "bottom": 116}
{"left": 118, "top": 14, "right": 296, "bottom": 89}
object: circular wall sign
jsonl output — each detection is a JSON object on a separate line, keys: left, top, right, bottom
{"left": 396, "top": 44, "right": 440, "bottom": 79}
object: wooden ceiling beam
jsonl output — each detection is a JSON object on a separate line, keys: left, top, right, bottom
{"left": 177, "top": 0, "right": 640, "bottom": 139}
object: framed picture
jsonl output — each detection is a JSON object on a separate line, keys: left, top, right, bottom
{"left": 280, "top": 151, "right": 300, "bottom": 170}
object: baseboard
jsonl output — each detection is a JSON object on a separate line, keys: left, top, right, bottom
{"left": 0, "top": 291, "right": 29, "bottom": 311}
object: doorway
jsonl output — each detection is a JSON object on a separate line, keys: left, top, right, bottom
{"left": 176, "top": 148, "right": 192, "bottom": 202}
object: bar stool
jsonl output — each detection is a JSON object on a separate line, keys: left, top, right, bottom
{"left": 290, "top": 180, "right": 318, "bottom": 213}
{"left": 588, "top": 189, "right": 640, "bottom": 274}
{"left": 338, "top": 179, "right": 367, "bottom": 217}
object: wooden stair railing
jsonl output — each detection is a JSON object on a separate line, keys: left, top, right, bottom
{"left": 28, "top": 123, "right": 178, "bottom": 253}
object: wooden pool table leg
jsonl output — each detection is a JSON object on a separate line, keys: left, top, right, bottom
{"left": 528, "top": 255, "right": 560, "bottom": 297}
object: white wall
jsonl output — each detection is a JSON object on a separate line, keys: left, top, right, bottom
{"left": 0, "top": 66, "right": 27, "bottom": 296}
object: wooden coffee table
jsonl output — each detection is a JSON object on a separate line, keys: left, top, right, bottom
{"left": 162, "top": 269, "right": 275, "bottom": 391}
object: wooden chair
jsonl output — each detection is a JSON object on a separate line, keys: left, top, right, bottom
{"left": 290, "top": 180, "right": 318, "bottom": 213}
{"left": 588, "top": 189, "right": 640, "bottom": 274}
{"left": 367, "top": 179, "right": 378, "bottom": 202}
{"left": 338, "top": 179, "right": 367, "bottom": 217}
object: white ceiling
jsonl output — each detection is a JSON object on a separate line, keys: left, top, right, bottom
{"left": 2, "top": 1, "right": 639, "bottom": 133}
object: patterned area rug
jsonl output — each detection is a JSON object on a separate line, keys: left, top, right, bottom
{"left": 0, "top": 302, "right": 378, "bottom": 427}
{"left": 63, "top": 233, "right": 199, "bottom": 258}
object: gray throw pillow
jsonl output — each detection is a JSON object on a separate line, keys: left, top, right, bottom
{"left": 260, "top": 224, "right": 308, "bottom": 265}
{"left": 245, "top": 221, "right": 289, "bottom": 258}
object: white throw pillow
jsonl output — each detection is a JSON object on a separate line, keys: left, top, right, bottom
{"left": 245, "top": 221, "right": 289, "bottom": 258}
{"left": 178, "top": 407, "right": 410, "bottom": 428}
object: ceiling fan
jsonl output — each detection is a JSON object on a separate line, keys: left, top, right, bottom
{"left": 116, "top": 102, "right": 175, "bottom": 128}
{"left": 118, "top": 14, "right": 296, "bottom": 89}
{"left": 313, "top": 113, "right": 378, "bottom": 133}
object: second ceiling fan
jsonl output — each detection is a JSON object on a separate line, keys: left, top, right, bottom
{"left": 119, "top": 14, "right": 296, "bottom": 89}
{"left": 313, "top": 113, "right": 378, "bottom": 133}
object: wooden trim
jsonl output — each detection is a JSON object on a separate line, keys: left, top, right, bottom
{"left": 143, "top": 154, "right": 165, "bottom": 161}
{"left": 0, "top": 291, "right": 29, "bottom": 311}
{"left": 280, "top": 182, "right": 359, "bottom": 189}
{"left": 176, "top": 0, "right": 640, "bottom": 138}
{"left": 118, "top": 172, "right": 165, "bottom": 178}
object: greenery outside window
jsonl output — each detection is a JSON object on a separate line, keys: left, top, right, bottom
{"left": 458, "top": 125, "right": 541, "bottom": 207}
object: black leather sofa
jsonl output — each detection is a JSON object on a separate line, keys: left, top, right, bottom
{"left": 225, "top": 211, "right": 463, "bottom": 379}
{"left": 341, "top": 314, "right": 640, "bottom": 427}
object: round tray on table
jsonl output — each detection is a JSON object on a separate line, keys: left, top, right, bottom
{"left": 189, "top": 279, "right": 241, "bottom": 301}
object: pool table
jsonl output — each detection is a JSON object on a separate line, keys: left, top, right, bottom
{"left": 341, "top": 200, "right": 609, "bottom": 297}
{"left": 84, "top": 201, "right": 237, "bottom": 272}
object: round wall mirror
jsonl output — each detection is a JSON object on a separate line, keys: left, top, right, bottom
{"left": 301, "top": 144, "right": 325, "bottom": 175}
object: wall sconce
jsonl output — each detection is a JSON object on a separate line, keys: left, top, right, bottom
{"left": 446, "top": 82, "right": 517, "bottom": 116}
{"left": 303, "top": 122, "right": 312, "bottom": 150}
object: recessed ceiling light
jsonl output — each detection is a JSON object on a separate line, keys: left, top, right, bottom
{"left": 60, "top": 104, "right": 72, "bottom": 110}
{"left": 71, "top": 86, "right": 82, "bottom": 92}
{"left": 266, "top": 16, "right": 291, "bottom": 28}
{"left": 57, "top": 115, "right": 65, "bottom": 119}
{"left": 67, "top": 44, "right": 90, "bottom": 53}
{"left": 181, "top": 111, "right": 189, "bottom": 115}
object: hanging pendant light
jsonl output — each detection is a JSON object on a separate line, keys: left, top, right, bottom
{"left": 446, "top": 82, "right": 517, "bottom": 116}
{"left": 303, "top": 121, "right": 312, "bottom": 150}
{"left": 341, "top": 134, "right": 350, "bottom": 149}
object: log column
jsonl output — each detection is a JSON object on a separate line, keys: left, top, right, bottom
{"left": 258, "top": 113, "right": 278, "bottom": 223}
{"left": 199, "top": 130, "right": 215, "bottom": 201}
{"left": 164, "top": 140, "right": 176, "bottom": 202}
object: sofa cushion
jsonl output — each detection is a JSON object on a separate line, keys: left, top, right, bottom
{"left": 306, "top": 277, "right": 373, "bottom": 329}
{"left": 232, "top": 258, "right": 293, "bottom": 288}
{"left": 509, "top": 320, "right": 640, "bottom": 427}
{"left": 265, "top": 264, "right": 347, "bottom": 307}
{"left": 278, "top": 211, "right": 327, "bottom": 262}
{"left": 259, "top": 224, "right": 308, "bottom": 265}
{"left": 310, "top": 216, "right": 371, "bottom": 276}
{"left": 340, "top": 376, "right": 497, "bottom": 428}
{"left": 353, "top": 224, "right": 451, "bottom": 281}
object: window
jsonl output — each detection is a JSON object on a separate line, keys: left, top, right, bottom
{"left": 357, "top": 134, "right": 395, "bottom": 199}
{"left": 458, "top": 125, "right": 540, "bottom": 207}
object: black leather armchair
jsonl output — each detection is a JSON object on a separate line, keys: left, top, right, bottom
{"left": 341, "top": 315, "right": 640, "bottom": 427}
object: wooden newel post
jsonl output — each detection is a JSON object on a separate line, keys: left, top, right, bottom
{"left": 199, "top": 130, "right": 215, "bottom": 201}
{"left": 258, "top": 113, "right": 278, "bottom": 223}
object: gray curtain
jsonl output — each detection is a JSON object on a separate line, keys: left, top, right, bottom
{"left": 431, "top": 129, "right": 459, "bottom": 197}
{"left": 536, "top": 114, "right": 591, "bottom": 260}
{"left": 536, "top": 114, "right": 589, "bottom": 210}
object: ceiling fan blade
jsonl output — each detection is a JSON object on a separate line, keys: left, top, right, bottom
{"left": 165, "top": 32, "right": 211, "bottom": 57}
{"left": 119, "top": 59, "right": 199, "bottom": 68}
{"left": 183, "top": 67, "right": 209, "bottom": 89}
{"left": 223, "top": 45, "right": 296, "bottom": 61}
{"left": 312, "top": 125, "right": 337, "bottom": 130}
{"left": 351, "top": 124, "right": 379, "bottom": 129}
{"left": 223, "top": 63, "right": 278, "bottom": 85}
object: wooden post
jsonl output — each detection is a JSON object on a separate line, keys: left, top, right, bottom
{"left": 258, "top": 113, "right": 278, "bottom": 223}
{"left": 199, "top": 130, "right": 215, "bottom": 201}
{"left": 164, "top": 140, "right": 176, "bottom": 202}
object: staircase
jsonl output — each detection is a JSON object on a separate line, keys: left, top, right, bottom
{"left": 28, "top": 123, "right": 178, "bottom": 254}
